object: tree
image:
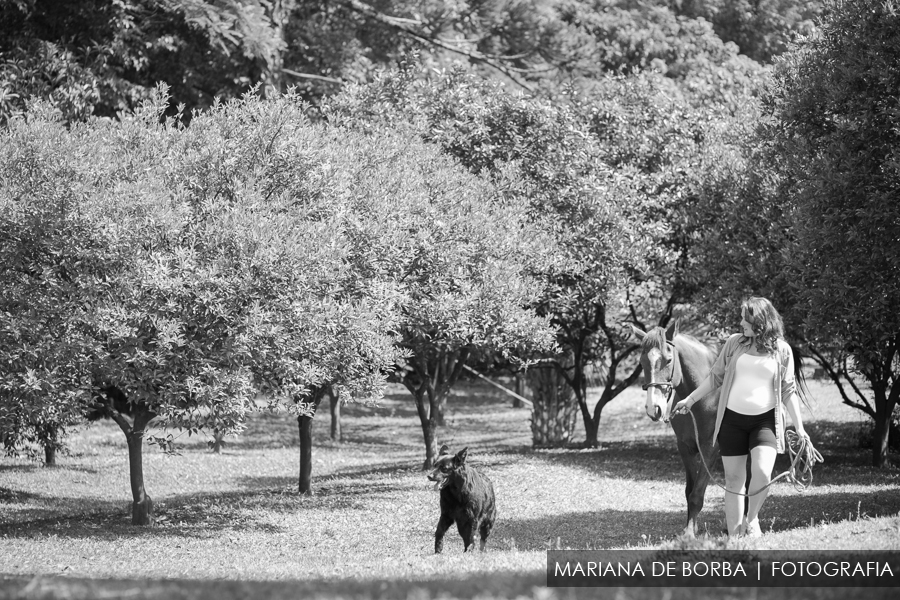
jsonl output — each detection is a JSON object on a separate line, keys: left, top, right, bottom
{"left": 680, "top": 60, "right": 900, "bottom": 453}
{"left": 327, "top": 69, "right": 568, "bottom": 465}
{"left": 2, "top": 0, "right": 792, "bottom": 124}
{"left": 762, "top": 0, "right": 900, "bottom": 467}
{"left": 326, "top": 65, "right": 698, "bottom": 448}
{"left": 0, "top": 0, "right": 288, "bottom": 123}
{"left": 0, "top": 108, "right": 104, "bottom": 463}
{"left": 0, "top": 87, "right": 409, "bottom": 522}
{"left": 667, "top": 0, "right": 821, "bottom": 64}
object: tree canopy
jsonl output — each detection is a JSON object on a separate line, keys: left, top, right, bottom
{"left": 762, "top": 0, "right": 900, "bottom": 466}
{"left": 3, "top": 0, "right": 822, "bottom": 119}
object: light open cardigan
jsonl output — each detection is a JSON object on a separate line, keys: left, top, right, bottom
{"left": 709, "top": 333, "right": 798, "bottom": 454}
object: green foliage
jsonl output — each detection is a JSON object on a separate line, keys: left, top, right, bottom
{"left": 1, "top": 79, "right": 556, "bottom": 460}
{"left": 326, "top": 65, "right": 641, "bottom": 351}
{"left": 0, "top": 0, "right": 289, "bottom": 123}
{"left": 683, "top": 0, "right": 900, "bottom": 464}
{"left": 667, "top": 0, "right": 821, "bottom": 64}
{"left": 547, "top": 1, "right": 768, "bottom": 111}
{"left": 677, "top": 100, "right": 796, "bottom": 328}
{"left": 325, "top": 64, "right": 729, "bottom": 447}
{"left": 0, "top": 86, "right": 383, "bottom": 450}
{"left": 762, "top": 0, "right": 900, "bottom": 373}
{"left": 0, "top": 101, "right": 132, "bottom": 456}
{"left": 0, "top": 0, "right": 805, "bottom": 122}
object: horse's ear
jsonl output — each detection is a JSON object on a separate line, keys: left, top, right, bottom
{"left": 665, "top": 318, "right": 681, "bottom": 342}
{"left": 455, "top": 447, "right": 468, "bottom": 465}
{"left": 630, "top": 324, "right": 647, "bottom": 341}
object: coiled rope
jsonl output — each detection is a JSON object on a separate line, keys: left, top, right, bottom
{"left": 688, "top": 410, "right": 824, "bottom": 497}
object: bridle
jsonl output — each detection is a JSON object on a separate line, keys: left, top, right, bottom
{"left": 642, "top": 340, "right": 683, "bottom": 419}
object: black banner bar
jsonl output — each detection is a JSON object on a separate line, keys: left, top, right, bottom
{"left": 547, "top": 550, "right": 900, "bottom": 587}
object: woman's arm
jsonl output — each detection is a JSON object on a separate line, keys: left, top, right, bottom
{"left": 784, "top": 391, "right": 808, "bottom": 437}
{"left": 673, "top": 376, "right": 717, "bottom": 414}
{"left": 673, "top": 335, "right": 735, "bottom": 415}
{"left": 781, "top": 342, "right": 809, "bottom": 437}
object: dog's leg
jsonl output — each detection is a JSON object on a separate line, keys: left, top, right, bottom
{"left": 479, "top": 518, "right": 493, "bottom": 551}
{"left": 435, "top": 514, "right": 453, "bottom": 554}
{"left": 459, "top": 519, "right": 476, "bottom": 552}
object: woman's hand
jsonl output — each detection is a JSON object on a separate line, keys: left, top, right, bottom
{"left": 672, "top": 397, "right": 693, "bottom": 416}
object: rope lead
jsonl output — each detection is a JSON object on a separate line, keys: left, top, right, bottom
{"left": 690, "top": 411, "right": 824, "bottom": 497}
{"left": 784, "top": 428, "right": 825, "bottom": 490}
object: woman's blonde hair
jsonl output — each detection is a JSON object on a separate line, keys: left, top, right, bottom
{"left": 741, "top": 296, "right": 784, "bottom": 354}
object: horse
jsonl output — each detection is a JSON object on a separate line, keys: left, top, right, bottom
{"left": 631, "top": 320, "right": 720, "bottom": 537}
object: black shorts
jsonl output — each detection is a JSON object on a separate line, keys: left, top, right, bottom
{"left": 718, "top": 408, "right": 777, "bottom": 456}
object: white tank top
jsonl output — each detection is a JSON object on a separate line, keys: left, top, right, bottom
{"left": 726, "top": 353, "right": 778, "bottom": 415}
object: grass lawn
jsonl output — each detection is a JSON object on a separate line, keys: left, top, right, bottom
{"left": 1, "top": 376, "right": 899, "bottom": 599}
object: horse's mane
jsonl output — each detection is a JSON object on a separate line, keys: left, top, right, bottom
{"left": 641, "top": 326, "right": 718, "bottom": 366}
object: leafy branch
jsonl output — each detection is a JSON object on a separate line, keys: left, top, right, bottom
{"left": 339, "top": 0, "right": 537, "bottom": 93}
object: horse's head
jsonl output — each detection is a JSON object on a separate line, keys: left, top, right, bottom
{"left": 632, "top": 320, "right": 682, "bottom": 423}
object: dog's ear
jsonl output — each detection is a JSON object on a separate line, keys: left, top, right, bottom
{"left": 455, "top": 447, "right": 468, "bottom": 465}
{"left": 438, "top": 444, "right": 451, "bottom": 456}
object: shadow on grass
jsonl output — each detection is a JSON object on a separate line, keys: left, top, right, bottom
{"left": 3, "top": 571, "right": 899, "bottom": 600}
{"left": 0, "top": 474, "right": 425, "bottom": 542}
{"left": 531, "top": 419, "right": 898, "bottom": 486}
{"left": 223, "top": 405, "right": 426, "bottom": 452}
{"left": 0, "top": 464, "right": 41, "bottom": 474}
{"left": 0, "top": 571, "right": 548, "bottom": 600}
{"left": 527, "top": 440, "right": 688, "bottom": 483}
{"left": 5, "top": 472, "right": 894, "bottom": 550}
{"left": 1, "top": 415, "right": 894, "bottom": 546}
{"left": 234, "top": 473, "right": 425, "bottom": 497}
{"left": 0, "top": 487, "right": 48, "bottom": 504}
{"left": 764, "top": 488, "right": 900, "bottom": 533}
{"left": 494, "top": 508, "right": 686, "bottom": 550}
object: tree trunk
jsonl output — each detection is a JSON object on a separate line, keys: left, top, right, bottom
{"left": 403, "top": 348, "right": 470, "bottom": 468}
{"left": 126, "top": 426, "right": 153, "bottom": 526}
{"left": 584, "top": 392, "right": 615, "bottom": 449}
{"left": 419, "top": 404, "right": 438, "bottom": 471}
{"left": 124, "top": 407, "right": 156, "bottom": 526}
{"left": 527, "top": 365, "right": 577, "bottom": 448}
{"left": 96, "top": 387, "right": 157, "bottom": 526}
{"left": 298, "top": 414, "right": 314, "bottom": 494}
{"left": 871, "top": 382, "right": 898, "bottom": 467}
{"left": 260, "top": 0, "right": 287, "bottom": 97}
{"left": 43, "top": 443, "right": 56, "bottom": 467}
{"left": 575, "top": 388, "right": 595, "bottom": 446}
{"left": 329, "top": 389, "right": 342, "bottom": 442}
{"left": 209, "top": 428, "right": 225, "bottom": 453}
{"left": 410, "top": 385, "right": 439, "bottom": 470}
{"left": 297, "top": 388, "right": 327, "bottom": 494}
{"left": 584, "top": 413, "right": 600, "bottom": 448}
{"left": 41, "top": 423, "right": 57, "bottom": 467}
{"left": 433, "top": 353, "right": 454, "bottom": 426}
{"left": 513, "top": 373, "right": 526, "bottom": 409}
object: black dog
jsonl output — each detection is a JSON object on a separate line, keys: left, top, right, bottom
{"left": 427, "top": 444, "right": 497, "bottom": 553}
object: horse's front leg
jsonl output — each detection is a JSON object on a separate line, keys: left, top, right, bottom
{"left": 687, "top": 438, "right": 720, "bottom": 537}
{"left": 678, "top": 440, "right": 709, "bottom": 538}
